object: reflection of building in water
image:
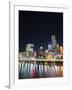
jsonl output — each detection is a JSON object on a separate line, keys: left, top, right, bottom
{"left": 51, "top": 35, "right": 57, "bottom": 49}
{"left": 19, "top": 61, "right": 63, "bottom": 79}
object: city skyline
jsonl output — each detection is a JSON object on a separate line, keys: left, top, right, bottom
{"left": 19, "top": 10, "right": 63, "bottom": 52}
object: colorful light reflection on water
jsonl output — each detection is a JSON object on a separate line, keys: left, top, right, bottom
{"left": 19, "top": 61, "right": 63, "bottom": 79}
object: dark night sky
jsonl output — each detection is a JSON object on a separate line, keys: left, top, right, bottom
{"left": 19, "top": 10, "right": 63, "bottom": 52}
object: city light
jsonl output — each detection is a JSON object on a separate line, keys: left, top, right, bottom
{"left": 19, "top": 35, "right": 63, "bottom": 79}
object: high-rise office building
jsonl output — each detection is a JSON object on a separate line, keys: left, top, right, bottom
{"left": 48, "top": 42, "right": 52, "bottom": 51}
{"left": 26, "top": 43, "right": 34, "bottom": 52}
{"left": 51, "top": 35, "right": 57, "bottom": 49}
{"left": 25, "top": 43, "right": 34, "bottom": 57}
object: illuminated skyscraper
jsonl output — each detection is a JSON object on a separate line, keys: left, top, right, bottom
{"left": 26, "top": 43, "right": 34, "bottom": 52}
{"left": 51, "top": 35, "right": 57, "bottom": 49}
{"left": 25, "top": 43, "right": 34, "bottom": 57}
{"left": 48, "top": 42, "right": 52, "bottom": 51}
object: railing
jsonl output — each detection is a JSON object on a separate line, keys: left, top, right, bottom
{"left": 19, "top": 57, "right": 63, "bottom": 62}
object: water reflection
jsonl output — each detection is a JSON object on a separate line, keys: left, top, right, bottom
{"left": 19, "top": 61, "right": 63, "bottom": 79}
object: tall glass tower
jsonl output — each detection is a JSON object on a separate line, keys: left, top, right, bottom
{"left": 51, "top": 35, "right": 57, "bottom": 49}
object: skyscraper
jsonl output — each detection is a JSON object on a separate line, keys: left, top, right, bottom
{"left": 25, "top": 43, "right": 34, "bottom": 57}
{"left": 26, "top": 43, "right": 34, "bottom": 53}
{"left": 51, "top": 35, "right": 57, "bottom": 49}
{"left": 48, "top": 42, "right": 52, "bottom": 51}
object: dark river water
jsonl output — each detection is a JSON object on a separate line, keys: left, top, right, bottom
{"left": 19, "top": 61, "right": 63, "bottom": 79}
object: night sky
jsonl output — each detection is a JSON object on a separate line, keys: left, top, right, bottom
{"left": 19, "top": 10, "right": 63, "bottom": 52}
